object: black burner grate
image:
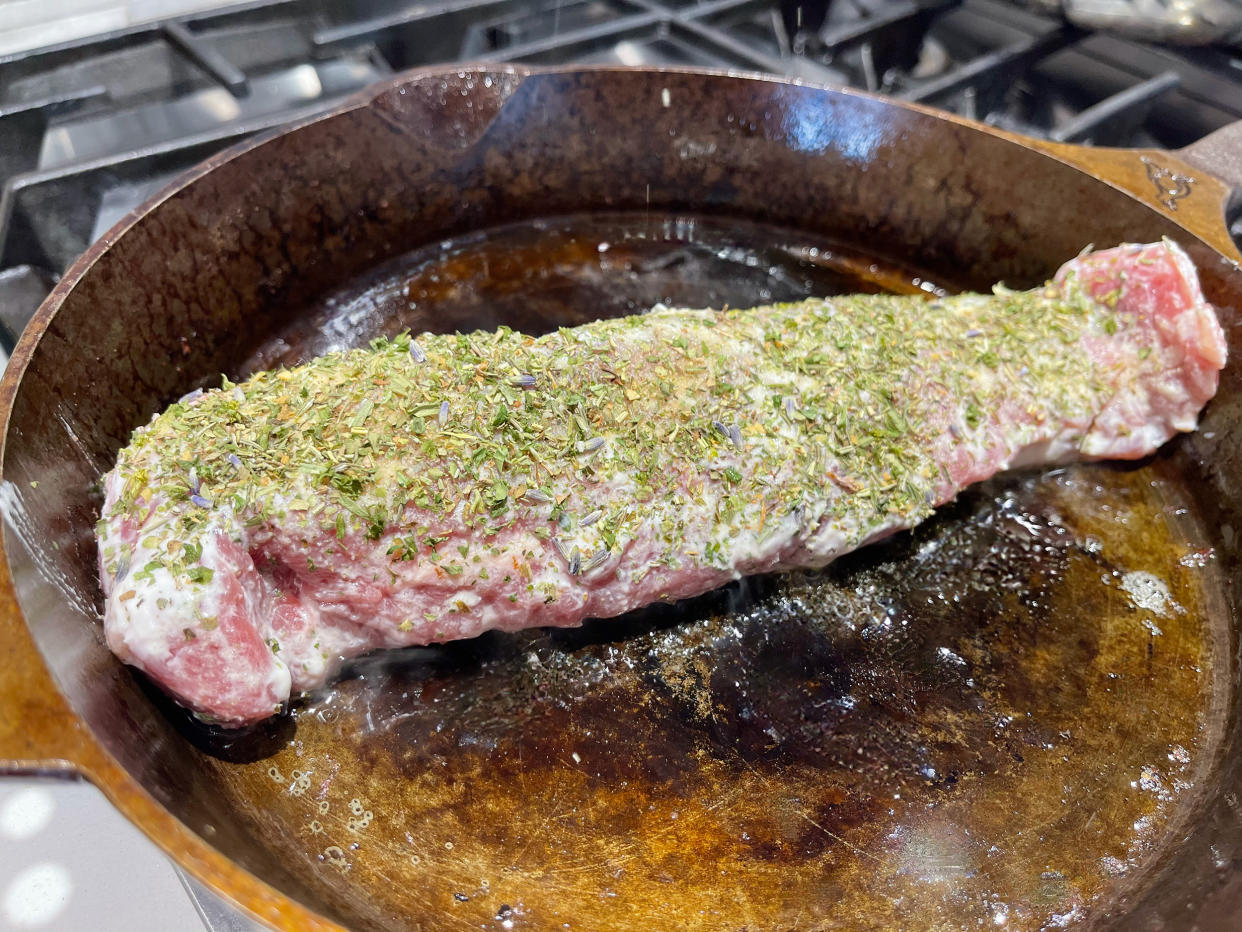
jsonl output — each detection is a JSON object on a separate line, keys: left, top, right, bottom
{"left": 1, "top": 0, "right": 1240, "bottom": 353}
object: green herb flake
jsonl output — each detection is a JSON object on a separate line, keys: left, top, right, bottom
{"left": 186, "top": 566, "right": 214, "bottom": 585}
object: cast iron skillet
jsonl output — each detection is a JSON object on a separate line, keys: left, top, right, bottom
{"left": 1, "top": 66, "right": 1241, "bottom": 932}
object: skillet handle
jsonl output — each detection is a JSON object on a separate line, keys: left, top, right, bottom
{"left": 0, "top": 578, "right": 92, "bottom": 776}
{"left": 1028, "top": 119, "right": 1242, "bottom": 263}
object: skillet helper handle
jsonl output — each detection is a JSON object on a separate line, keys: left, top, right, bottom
{"left": 1030, "top": 118, "right": 1242, "bottom": 263}
{"left": 1176, "top": 120, "right": 1242, "bottom": 206}
{"left": 0, "top": 576, "right": 90, "bottom": 775}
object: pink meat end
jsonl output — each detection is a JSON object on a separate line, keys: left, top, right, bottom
{"left": 103, "top": 533, "right": 290, "bottom": 724}
{"left": 1061, "top": 241, "right": 1226, "bottom": 460}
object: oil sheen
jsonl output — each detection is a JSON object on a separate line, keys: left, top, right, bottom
{"left": 193, "top": 214, "right": 1226, "bottom": 932}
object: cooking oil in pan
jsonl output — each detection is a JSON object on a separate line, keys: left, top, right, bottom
{"left": 208, "top": 215, "right": 1227, "bottom": 932}
{"left": 239, "top": 213, "right": 936, "bottom": 373}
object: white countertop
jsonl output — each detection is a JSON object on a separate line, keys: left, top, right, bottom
{"left": 0, "top": 776, "right": 258, "bottom": 931}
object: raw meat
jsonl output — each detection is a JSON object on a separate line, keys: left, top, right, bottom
{"left": 96, "top": 241, "right": 1226, "bottom": 725}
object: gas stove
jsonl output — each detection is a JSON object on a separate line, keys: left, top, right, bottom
{"left": 0, "top": 1, "right": 1240, "bottom": 930}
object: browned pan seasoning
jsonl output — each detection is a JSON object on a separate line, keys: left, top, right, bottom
{"left": 150, "top": 215, "right": 1227, "bottom": 932}
{"left": 204, "top": 465, "right": 1221, "bottom": 932}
